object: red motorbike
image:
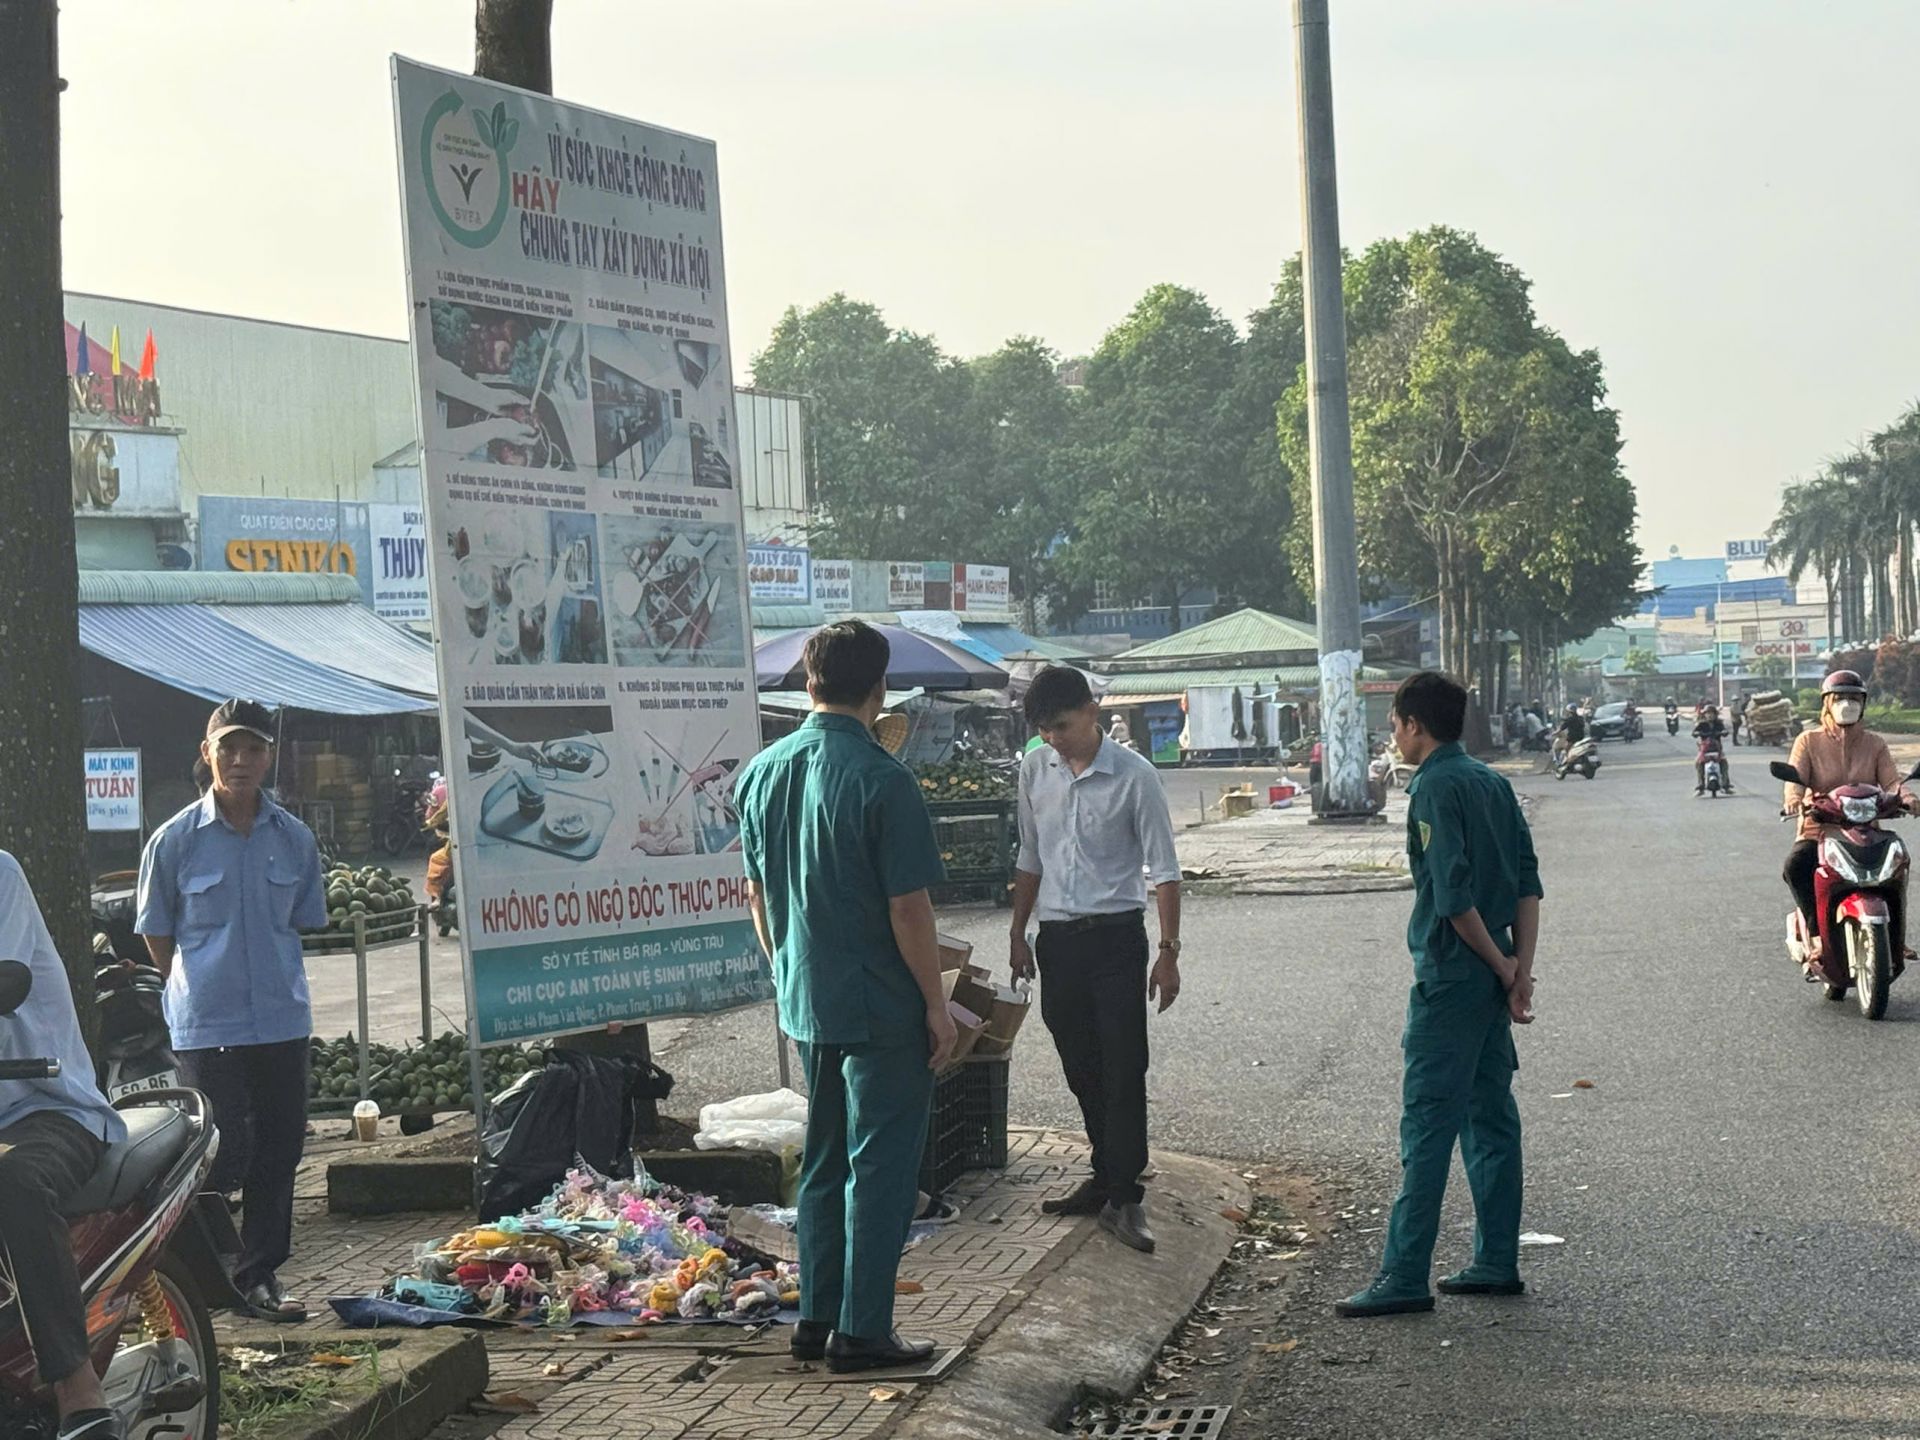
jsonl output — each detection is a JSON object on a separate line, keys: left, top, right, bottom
{"left": 1772, "top": 758, "right": 1920, "bottom": 1020}
{"left": 0, "top": 960, "right": 240, "bottom": 1438}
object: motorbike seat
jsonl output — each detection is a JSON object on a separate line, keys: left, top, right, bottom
{"left": 61, "top": 1104, "right": 194, "bottom": 1218}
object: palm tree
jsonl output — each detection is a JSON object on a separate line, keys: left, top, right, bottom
{"left": 1770, "top": 473, "right": 1851, "bottom": 645}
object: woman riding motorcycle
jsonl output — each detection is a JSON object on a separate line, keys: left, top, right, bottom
{"left": 1781, "top": 670, "right": 1920, "bottom": 964}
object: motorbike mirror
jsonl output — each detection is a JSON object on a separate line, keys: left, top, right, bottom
{"left": 1770, "top": 761, "right": 1802, "bottom": 786}
{"left": 0, "top": 959, "right": 32, "bottom": 1017}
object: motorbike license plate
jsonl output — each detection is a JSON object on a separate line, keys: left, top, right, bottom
{"left": 109, "top": 1069, "right": 179, "bottom": 1101}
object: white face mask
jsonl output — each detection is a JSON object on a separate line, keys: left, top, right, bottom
{"left": 1834, "top": 699, "right": 1864, "bottom": 726}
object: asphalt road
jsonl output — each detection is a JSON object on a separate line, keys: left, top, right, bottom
{"left": 1214, "top": 731, "right": 1920, "bottom": 1439}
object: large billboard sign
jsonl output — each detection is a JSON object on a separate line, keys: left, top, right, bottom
{"left": 394, "top": 59, "right": 770, "bottom": 1045}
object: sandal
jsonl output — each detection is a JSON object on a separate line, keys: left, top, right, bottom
{"left": 242, "top": 1278, "right": 308, "bottom": 1324}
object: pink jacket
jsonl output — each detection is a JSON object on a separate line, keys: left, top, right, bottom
{"left": 1784, "top": 724, "right": 1903, "bottom": 842}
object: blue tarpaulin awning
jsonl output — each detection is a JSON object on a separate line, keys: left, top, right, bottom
{"left": 211, "top": 604, "right": 438, "bottom": 698}
{"left": 79, "top": 605, "right": 435, "bottom": 715}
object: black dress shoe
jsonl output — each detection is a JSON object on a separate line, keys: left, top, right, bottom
{"left": 825, "top": 1329, "right": 936, "bottom": 1373}
{"left": 1040, "top": 1177, "right": 1107, "bottom": 1216}
{"left": 790, "top": 1319, "right": 830, "bottom": 1361}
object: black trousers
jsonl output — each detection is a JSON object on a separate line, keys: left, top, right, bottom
{"left": 1785, "top": 839, "right": 1908, "bottom": 952}
{"left": 0, "top": 1110, "right": 106, "bottom": 1383}
{"left": 178, "top": 1038, "right": 309, "bottom": 1291}
{"left": 1036, "top": 914, "right": 1150, "bottom": 1206}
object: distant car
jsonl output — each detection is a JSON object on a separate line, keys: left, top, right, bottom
{"left": 1591, "top": 702, "right": 1644, "bottom": 742}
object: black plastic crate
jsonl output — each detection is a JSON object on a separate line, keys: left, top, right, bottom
{"left": 961, "top": 1055, "right": 1009, "bottom": 1169}
{"left": 918, "top": 1064, "right": 970, "bottom": 1197}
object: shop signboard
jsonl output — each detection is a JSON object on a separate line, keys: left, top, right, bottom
{"left": 954, "top": 562, "right": 1010, "bottom": 612}
{"left": 395, "top": 58, "right": 770, "bottom": 1046}
{"left": 886, "top": 561, "right": 925, "bottom": 609}
{"left": 1726, "top": 539, "right": 1770, "bottom": 562}
{"left": 370, "top": 503, "right": 431, "bottom": 622}
{"left": 746, "top": 545, "right": 809, "bottom": 602}
{"left": 813, "top": 559, "right": 853, "bottom": 613}
{"left": 83, "top": 749, "right": 141, "bottom": 833}
{"left": 922, "top": 560, "right": 953, "bottom": 610}
{"left": 198, "top": 497, "right": 374, "bottom": 605}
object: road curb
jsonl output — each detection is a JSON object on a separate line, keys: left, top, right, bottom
{"left": 235, "top": 1327, "right": 488, "bottom": 1440}
{"left": 887, "top": 1150, "right": 1251, "bottom": 1440}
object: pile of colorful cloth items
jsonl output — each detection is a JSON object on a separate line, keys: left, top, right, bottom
{"left": 378, "top": 1166, "right": 800, "bottom": 1327}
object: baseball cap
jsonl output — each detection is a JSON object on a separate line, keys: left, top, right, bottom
{"left": 206, "top": 698, "right": 277, "bottom": 744}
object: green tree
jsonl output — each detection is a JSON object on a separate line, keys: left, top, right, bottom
{"left": 1203, "top": 264, "right": 1309, "bottom": 618}
{"left": 1752, "top": 653, "right": 1792, "bottom": 681}
{"left": 1624, "top": 647, "right": 1660, "bottom": 676}
{"left": 1057, "top": 284, "right": 1248, "bottom": 632}
{"left": 957, "top": 337, "right": 1076, "bottom": 628}
{"left": 1280, "top": 226, "right": 1640, "bottom": 696}
{"left": 750, "top": 295, "right": 975, "bottom": 559}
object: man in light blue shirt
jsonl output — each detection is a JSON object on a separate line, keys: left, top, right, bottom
{"left": 1009, "top": 667, "right": 1181, "bottom": 1255}
{"left": 138, "top": 699, "right": 325, "bottom": 1322}
{"left": 0, "top": 851, "right": 129, "bottom": 1440}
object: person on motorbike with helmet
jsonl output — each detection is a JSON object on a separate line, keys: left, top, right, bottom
{"left": 1692, "top": 704, "right": 1733, "bottom": 794}
{"left": 1782, "top": 670, "right": 1920, "bottom": 965}
{"left": 0, "top": 852, "right": 129, "bottom": 1440}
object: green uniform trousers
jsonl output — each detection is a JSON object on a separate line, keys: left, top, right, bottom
{"left": 1378, "top": 968, "right": 1523, "bottom": 1285}
{"left": 796, "top": 1038, "right": 933, "bottom": 1340}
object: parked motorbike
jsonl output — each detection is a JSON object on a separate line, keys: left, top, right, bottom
{"left": 92, "top": 958, "right": 180, "bottom": 1104}
{"left": 1554, "top": 735, "right": 1602, "bottom": 780}
{"left": 0, "top": 960, "right": 241, "bottom": 1438}
{"left": 89, "top": 875, "right": 145, "bottom": 967}
{"left": 1700, "top": 743, "right": 1727, "bottom": 798}
{"left": 1772, "top": 758, "right": 1920, "bottom": 1019}
{"left": 1665, "top": 705, "right": 1680, "bottom": 736}
{"left": 379, "top": 770, "right": 441, "bottom": 857}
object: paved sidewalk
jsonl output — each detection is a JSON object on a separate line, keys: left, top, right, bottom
{"left": 1177, "top": 787, "right": 1411, "bottom": 895}
{"left": 244, "top": 1125, "right": 1246, "bottom": 1440}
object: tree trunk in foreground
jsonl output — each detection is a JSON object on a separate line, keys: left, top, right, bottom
{"left": 0, "top": 0, "right": 94, "bottom": 1026}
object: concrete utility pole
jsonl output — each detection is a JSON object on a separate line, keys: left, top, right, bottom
{"left": 1292, "top": 0, "right": 1370, "bottom": 817}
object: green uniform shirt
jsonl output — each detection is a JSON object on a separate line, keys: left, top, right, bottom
{"left": 736, "top": 712, "right": 947, "bottom": 1045}
{"left": 1404, "top": 742, "right": 1543, "bottom": 982}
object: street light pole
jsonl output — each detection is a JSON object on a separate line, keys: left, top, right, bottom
{"left": 1715, "top": 582, "right": 1726, "bottom": 710}
{"left": 1292, "top": 0, "right": 1369, "bottom": 817}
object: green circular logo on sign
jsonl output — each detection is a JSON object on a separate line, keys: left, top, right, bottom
{"left": 420, "top": 89, "right": 516, "bottom": 249}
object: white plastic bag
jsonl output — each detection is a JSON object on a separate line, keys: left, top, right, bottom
{"left": 694, "top": 1088, "right": 809, "bottom": 1154}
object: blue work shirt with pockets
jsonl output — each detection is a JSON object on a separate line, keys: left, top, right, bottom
{"left": 137, "top": 791, "right": 327, "bottom": 1051}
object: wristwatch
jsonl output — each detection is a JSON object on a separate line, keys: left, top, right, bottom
{"left": 1158, "top": 938, "right": 1182, "bottom": 958}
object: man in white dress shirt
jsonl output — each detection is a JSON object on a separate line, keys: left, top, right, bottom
{"left": 1010, "top": 667, "right": 1182, "bottom": 1253}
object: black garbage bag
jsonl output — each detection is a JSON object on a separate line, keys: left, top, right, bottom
{"left": 476, "top": 1049, "right": 662, "bottom": 1220}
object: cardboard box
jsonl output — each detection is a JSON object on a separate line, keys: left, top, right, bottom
{"left": 951, "top": 974, "right": 1030, "bottom": 1057}
{"left": 945, "top": 1001, "right": 987, "bottom": 1066}
{"left": 938, "top": 933, "right": 973, "bottom": 972}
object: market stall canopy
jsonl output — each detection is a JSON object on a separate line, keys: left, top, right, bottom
{"left": 77, "top": 572, "right": 434, "bottom": 716}
{"left": 211, "top": 604, "right": 436, "bottom": 698}
{"left": 754, "top": 624, "right": 1008, "bottom": 691}
{"left": 759, "top": 687, "right": 923, "bottom": 714}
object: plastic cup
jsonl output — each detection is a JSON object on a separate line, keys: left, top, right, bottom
{"left": 353, "top": 1100, "right": 380, "bottom": 1142}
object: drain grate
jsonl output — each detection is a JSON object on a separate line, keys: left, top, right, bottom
{"left": 1080, "top": 1403, "right": 1232, "bottom": 1440}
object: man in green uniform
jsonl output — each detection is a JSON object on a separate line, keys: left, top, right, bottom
{"left": 1337, "top": 671, "right": 1543, "bottom": 1318}
{"left": 737, "top": 620, "right": 958, "bottom": 1372}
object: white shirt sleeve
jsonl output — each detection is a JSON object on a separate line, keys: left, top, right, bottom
{"left": 1015, "top": 756, "right": 1043, "bottom": 877}
{"left": 1133, "top": 766, "right": 1181, "bottom": 888}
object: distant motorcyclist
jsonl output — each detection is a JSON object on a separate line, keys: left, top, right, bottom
{"left": 1553, "top": 703, "right": 1587, "bottom": 766}
{"left": 1782, "top": 670, "right": 1920, "bottom": 964}
{"left": 1693, "top": 704, "right": 1733, "bottom": 795}
{"left": 1730, "top": 692, "right": 1749, "bottom": 747}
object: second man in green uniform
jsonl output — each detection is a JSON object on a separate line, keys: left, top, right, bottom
{"left": 1338, "top": 671, "right": 1544, "bottom": 1318}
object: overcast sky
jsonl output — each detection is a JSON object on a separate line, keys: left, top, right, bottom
{"left": 57, "top": 0, "right": 1920, "bottom": 560}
